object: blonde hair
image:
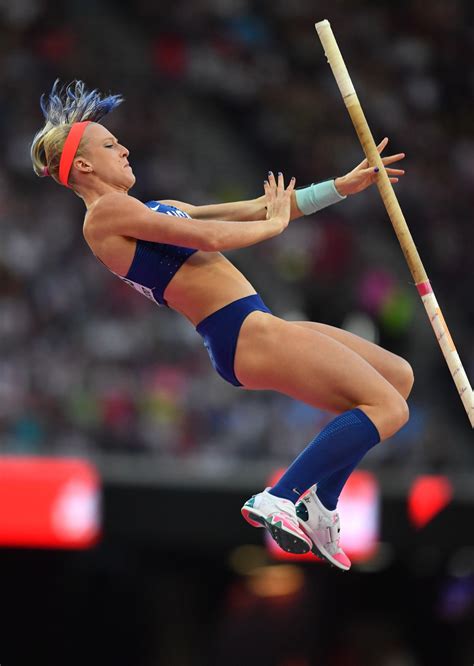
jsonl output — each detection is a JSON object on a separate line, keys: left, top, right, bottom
{"left": 30, "top": 79, "right": 124, "bottom": 185}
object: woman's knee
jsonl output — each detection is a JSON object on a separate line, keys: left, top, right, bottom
{"left": 366, "top": 390, "right": 409, "bottom": 441}
{"left": 388, "top": 394, "right": 410, "bottom": 435}
{"left": 396, "top": 357, "right": 415, "bottom": 399}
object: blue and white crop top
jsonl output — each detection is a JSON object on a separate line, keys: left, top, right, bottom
{"left": 111, "top": 201, "right": 198, "bottom": 307}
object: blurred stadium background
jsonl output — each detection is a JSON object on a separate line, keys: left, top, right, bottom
{"left": 0, "top": 0, "right": 473, "bottom": 664}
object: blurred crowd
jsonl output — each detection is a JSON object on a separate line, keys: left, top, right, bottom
{"left": 0, "top": 0, "right": 473, "bottom": 471}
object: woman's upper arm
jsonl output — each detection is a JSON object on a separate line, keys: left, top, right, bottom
{"left": 90, "top": 194, "right": 211, "bottom": 250}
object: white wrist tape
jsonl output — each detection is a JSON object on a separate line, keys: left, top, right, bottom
{"left": 295, "top": 180, "right": 346, "bottom": 215}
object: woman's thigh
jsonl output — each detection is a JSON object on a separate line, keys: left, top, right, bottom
{"left": 233, "top": 312, "right": 400, "bottom": 415}
{"left": 291, "top": 321, "right": 414, "bottom": 398}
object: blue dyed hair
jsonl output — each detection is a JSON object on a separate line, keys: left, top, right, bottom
{"left": 39, "top": 79, "right": 124, "bottom": 126}
{"left": 31, "top": 79, "right": 124, "bottom": 181}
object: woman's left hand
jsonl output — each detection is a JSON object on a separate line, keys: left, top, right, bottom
{"left": 334, "top": 137, "right": 405, "bottom": 197}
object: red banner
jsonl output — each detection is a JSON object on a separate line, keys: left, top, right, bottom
{"left": 0, "top": 458, "right": 101, "bottom": 549}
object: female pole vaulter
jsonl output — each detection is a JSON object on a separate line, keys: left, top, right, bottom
{"left": 31, "top": 80, "right": 411, "bottom": 570}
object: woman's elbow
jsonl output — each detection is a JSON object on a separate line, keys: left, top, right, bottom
{"left": 200, "top": 232, "right": 221, "bottom": 252}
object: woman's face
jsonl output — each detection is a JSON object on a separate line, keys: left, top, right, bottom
{"left": 74, "top": 122, "right": 135, "bottom": 189}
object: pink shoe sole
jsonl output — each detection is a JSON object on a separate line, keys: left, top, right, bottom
{"left": 299, "top": 523, "right": 351, "bottom": 571}
{"left": 241, "top": 507, "right": 266, "bottom": 528}
{"left": 242, "top": 507, "right": 312, "bottom": 554}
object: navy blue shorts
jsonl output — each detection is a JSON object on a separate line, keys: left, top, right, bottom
{"left": 196, "top": 294, "right": 272, "bottom": 387}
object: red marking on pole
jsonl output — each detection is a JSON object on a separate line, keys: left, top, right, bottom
{"left": 416, "top": 281, "right": 433, "bottom": 296}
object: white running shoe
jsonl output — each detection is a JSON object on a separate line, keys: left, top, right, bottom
{"left": 241, "top": 487, "right": 313, "bottom": 555}
{"left": 295, "top": 485, "right": 351, "bottom": 571}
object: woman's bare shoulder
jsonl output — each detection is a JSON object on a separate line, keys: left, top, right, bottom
{"left": 92, "top": 192, "right": 144, "bottom": 217}
{"left": 84, "top": 193, "right": 145, "bottom": 240}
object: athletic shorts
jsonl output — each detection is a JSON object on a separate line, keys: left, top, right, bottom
{"left": 196, "top": 294, "right": 272, "bottom": 387}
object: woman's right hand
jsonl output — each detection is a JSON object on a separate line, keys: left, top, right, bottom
{"left": 264, "top": 172, "right": 295, "bottom": 231}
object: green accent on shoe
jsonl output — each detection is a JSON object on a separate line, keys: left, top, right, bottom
{"left": 246, "top": 496, "right": 256, "bottom": 508}
{"left": 296, "top": 502, "right": 309, "bottom": 522}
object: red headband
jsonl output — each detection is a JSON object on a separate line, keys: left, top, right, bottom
{"left": 59, "top": 121, "right": 91, "bottom": 187}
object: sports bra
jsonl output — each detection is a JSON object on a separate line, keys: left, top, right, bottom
{"left": 108, "top": 201, "right": 198, "bottom": 307}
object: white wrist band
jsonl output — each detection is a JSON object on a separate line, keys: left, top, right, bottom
{"left": 295, "top": 180, "right": 346, "bottom": 216}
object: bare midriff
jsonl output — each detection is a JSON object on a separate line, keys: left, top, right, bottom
{"left": 83, "top": 226, "right": 258, "bottom": 327}
{"left": 164, "top": 251, "right": 258, "bottom": 326}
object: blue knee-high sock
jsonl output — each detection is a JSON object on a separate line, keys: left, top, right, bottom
{"left": 269, "top": 408, "right": 380, "bottom": 504}
{"left": 316, "top": 461, "right": 365, "bottom": 511}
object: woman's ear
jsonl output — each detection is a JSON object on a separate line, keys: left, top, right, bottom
{"left": 74, "top": 157, "right": 93, "bottom": 174}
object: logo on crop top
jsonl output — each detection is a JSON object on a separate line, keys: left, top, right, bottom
{"left": 148, "top": 202, "right": 190, "bottom": 218}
